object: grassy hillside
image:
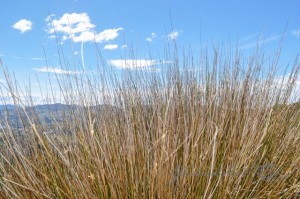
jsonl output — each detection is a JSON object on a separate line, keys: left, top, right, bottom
{"left": 0, "top": 46, "right": 299, "bottom": 198}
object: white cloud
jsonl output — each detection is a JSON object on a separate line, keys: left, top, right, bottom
{"left": 33, "top": 66, "right": 81, "bottom": 74}
{"left": 108, "top": 59, "right": 159, "bottom": 69}
{"left": 146, "top": 32, "right": 157, "bottom": 42}
{"left": 46, "top": 13, "right": 123, "bottom": 43}
{"left": 291, "top": 30, "right": 300, "bottom": 38}
{"left": 91, "top": 28, "right": 123, "bottom": 43}
{"left": 12, "top": 19, "right": 33, "bottom": 33}
{"left": 104, "top": 44, "right": 118, "bottom": 50}
{"left": 71, "top": 31, "right": 95, "bottom": 42}
{"left": 167, "top": 31, "right": 180, "bottom": 40}
{"left": 240, "top": 35, "right": 280, "bottom": 50}
{"left": 47, "top": 13, "right": 94, "bottom": 34}
{"left": 0, "top": 78, "right": 5, "bottom": 83}
{"left": 121, "top": 44, "right": 128, "bottom": 49}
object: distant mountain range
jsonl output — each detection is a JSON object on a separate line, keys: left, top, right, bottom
{"left": 1, "top": 102, "right": 299, "bottom": 131}
{"left": 0, "top": 103, "right": 118, "bottom": 130}
{"left": 0, "top": 103, "right": 77, "bottom": 129}
{"left": 0, "top": 104, "right": 16, "bottom": 111}
{"left": 0, "top": 103, "right": 79, "bottom": 111}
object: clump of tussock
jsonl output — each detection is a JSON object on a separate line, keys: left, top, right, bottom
{"left": 0, "top": 44, "right": 299, "bottom": 198}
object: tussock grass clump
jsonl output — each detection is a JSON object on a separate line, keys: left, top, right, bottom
{"left": 0, "top": 46, "right": 299, "bottom": 198}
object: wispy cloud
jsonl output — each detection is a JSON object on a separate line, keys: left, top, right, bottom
{"left": 241, "top": 33, "right": 259, "bottom": 42}
{"left": 103, "top": 44, "right": 118, "bottom": 50}
{"left": 46, "top": 13, "right": 123, "bottom": 43}
{"left": 33, "top": 66, "right": 81, "bottom": 74}
{"left": 146, "top": 32, "right": 156, "bottom": 42}
{"left": 167, "top": 31, "right": 180, "bottom": 40}
{"left": 30, "top": 57, "right": 45, "bottom": 61}
{"left": 240, "top": 35, "right": 280, "bottom": 50}
{"left": 291, "top": 30, "right": 300, "bottom": 38}
{"left": 12, "top": 19, "right": 33, "bottom": 33}
{"left": 48, "top": 35, "right": 56, "bottom": 39}
{"left": 108, "top": 59, "right": 159, "bottom": 70}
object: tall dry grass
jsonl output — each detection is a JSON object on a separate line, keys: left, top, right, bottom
{"left": 0, "top": 43, "right": 299, "bottom": 198}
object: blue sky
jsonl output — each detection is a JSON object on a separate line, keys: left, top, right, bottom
{"left": 1, "top": 0, "right": 300, "bottom": 103}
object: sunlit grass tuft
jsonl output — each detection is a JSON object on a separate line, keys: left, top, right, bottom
{"left": 0, "top": 43, "right": 299, "bottom": 198}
